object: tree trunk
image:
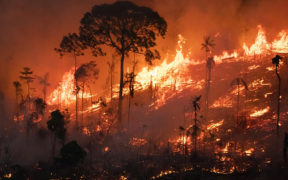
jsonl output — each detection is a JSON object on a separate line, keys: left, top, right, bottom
{"left": 52, "top": 133, "right": 56, "bottom": 159}
{"left": 237, "top": 83, "right": 240, "bottom": 124}
{"left": 82, "top": 83, "right": 84, "bottom": 127}
{"left": 276, "top": 67, "right": 281, "bottom": 135}
{"left": 74, "top": 53, "right": 79, "bottom": 129}
{"left": 110, "top": 67, "right": 113, "bottom": 100}
{"left": 194, "top": 110, "right": 197, "bottom": 157}
{"left": 15, "top": 91, "right": 19, "bottom": 122}
{"left": 118, "top": 53, "right": 125, "bottom": 122}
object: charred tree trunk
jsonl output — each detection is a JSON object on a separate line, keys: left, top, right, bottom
{"left": 237, "top": 83, "right": 240, "bottom": 124}
{"left": 74, "top": 52, "right": 79, "bottom": 129}
{"left": 276, "top": 66, "right": 281, "bottom": 135}
{"left": 110, "top": 67, "right": 113, "bottom": 100}
{"left": 81, "top": 83, "right": 84, "bottom": 127}
{"left": 194, "top": 109, "right": 197, "bottom": 157}
{"left": 118, "top": 52, "right": 125, "bottom": 123}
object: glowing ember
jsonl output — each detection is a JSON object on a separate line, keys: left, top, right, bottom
{"left": 211, "top": 95, "right": 232, "bottom": 108}
{"left": 207, "top": 119, "right": 224, "bottom": 131}
{"left": 244, "top": 148, "right": 254, "bottom": 156}
{"left": 222, "top": 142, "right": 230, "bottom": 153}
{"left": 104, "top": 146, "right": 109, "bottom": 152}
{"left": 250, "top": 107, "right": 270, "bottom": 117}
{"left": 248, "top": 65, "right": 260, "bottom": 70}
{"left": 129, "top": 137, "right": 147, "bottom": 147}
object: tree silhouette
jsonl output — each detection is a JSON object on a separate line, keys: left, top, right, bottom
{"left": 75, "top": 61, "right": 99, "bottom": 126}
{"left": 34, "top": 98, "right": 46, "bottom": 116}
{"left": 55, "top": 33, "right": 85, "bottom": 129}
{"left": 19, "top": 67, "right": 34, "bottom": 102}
{"left": 79, "top": 1, "right": 167, "bottom": 122}
{"left": 13, "top": 81, "right": 23, "bottom": 121}
{"left": 201, "top": 36, "right": 215, "bottom": 113}
{"left": 272, "top": 55, "right": 282, "bottom": 135}
{"left": 36, "top": 73, "right": 50, "bottom": 103}
{"left": 47, "top": 110, "right": 66, "bottom": 158}
{"left": 205, "top": 56, "right": 215, "bottom": 113}
{"left": 107, "top": 56, "right": 116, "bottom": 101}
{"left": 231, "top": 77, "right": 248, "bottom": 124}
{"left": 188, "top": 95, "right": 201, "bottom": 157}
{"left": 60, "top": 140, "right": 86, "bottom": 165}
{"left": 125, "top": 59, "right": 138, "bottom": 126}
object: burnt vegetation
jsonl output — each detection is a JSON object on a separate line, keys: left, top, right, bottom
{"left": 2, "top": 1, "right": 288, "bottom": 180}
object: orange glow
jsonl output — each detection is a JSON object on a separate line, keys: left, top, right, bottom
{"left": 207, "top": 119, "right": 224, "bottom": 131}
{"left": 243, "top": 25, "right": 271, "bottom": 56}
{"left": 129, "top": 137, "right": 147, "bottom": 147}
{"left": 214, "top": 51, "right": 238, "bottom": 64}
{"left": 250, "top": 107, "right": 270, "bottom": 117}
{"left": 272, "top": 30, "right": 288, "bottom": 53}
{"left": 244, "top": 148, "right": 254, "bottom": 156}
{"left": 104, "top": 146, "right": 109, "bottom": 152}
{"left": 210, "top": 95, "right": 232, "bottom": 108}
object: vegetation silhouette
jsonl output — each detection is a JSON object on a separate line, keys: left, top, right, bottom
{"left": 78, "top": 1, "right": 167, "bottom": 123}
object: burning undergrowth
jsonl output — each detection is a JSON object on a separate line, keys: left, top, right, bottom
{"left": 3, "top": 23, "right": 288, "bottom": 179}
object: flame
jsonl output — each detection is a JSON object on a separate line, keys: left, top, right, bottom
{"left": 104, "top": 146, "right": 109, "bottom": 152}
{"left": 210, "top": 96, "right": 232, "bottom": 108}
{"left": 222, "top": 142, "right": 230, "bottom": 153}
{"left": 214, "top": 51, "right": 238, "bottom": 64}
{"left": 243, "top": 25, "right": 271, "bottom": 56}
{"left": 272, "top": 30, "right": 288, "bottom": 53}
{"left": 250, "top": 106, "right": 270, "bottom": 117}
{"left": 129, "top": 137, "right": 147, "bottom": 147}
{"left": 207, "top": 119, "right": 224, "bottom": 131}
{"left": 244, "top": 148, "right": 254, "bottom": 156}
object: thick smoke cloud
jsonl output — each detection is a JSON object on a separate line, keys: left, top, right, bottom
{"left": 0, "top": 0, "right": 288, "bottom": 120}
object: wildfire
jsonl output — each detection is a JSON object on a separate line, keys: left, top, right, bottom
{"left": 243, "top": 25, "right": 271, "bottom": 56}
{"left": 244, "top": 148, "right": 254, "bottom": 156}
{"left": 214, "top": 51, "right": 238, "bottom": 64}
{"left": 210, "top": 95, "right": 232, "bottom": 108}
{"left": 129, "top": 137, "right": 147, "bottom": 147}
{"left": 272, "top": 30, "right": 288, "bottom": 53}
{"left": 250, "top": 107, "right": 270, "bottom": 117}
{"left": 207, "top": 119, "right": 224, "bottom": 131}
{"left": 47, "top": 25, "right": 288, "bottom": 118}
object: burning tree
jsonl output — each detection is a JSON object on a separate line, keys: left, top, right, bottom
{"left": 74, "top": 61, "right": 99, "bottom": 126}
{"left": 55, "top": 33, "right": 86, "bottom": 129}
{"left": 272, "top": 55, "right": 282, "bottom": 134}
{"left": 188, "top": 95, "right": 201, "bottom": 157}
{"left": 78, "top": 1, "right": 167, "bottom": 122}
{"left": 201, "top": 36, "right": 215, "bottom": 113}
{"left": 19, "top": 67, "right": 34, "bottom": 110}
{"left": 230, "top": 77, "right": 248, "bottom": 124}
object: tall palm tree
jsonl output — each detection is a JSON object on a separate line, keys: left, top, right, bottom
{"left": 205, "top": 57, "right": 215, "bottom": 111}
{"left": 272, "top": 55, "right": 282, "bottom": 135}
{"left": 201, "top": 36, "right": 215, "bottom": 113}
{"left": 191, "top": 95, "right": 201, "bottom": 157}
{"left": 231, "top": 77, "right": 248, "bottom": 123}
